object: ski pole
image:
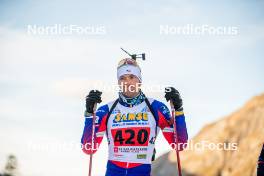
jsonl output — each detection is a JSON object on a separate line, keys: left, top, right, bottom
{"left": 88, "top": 103, "right": 97, "bottom": 176}
{"left": 170, "top": 101, "right": 182, "bottom": 176}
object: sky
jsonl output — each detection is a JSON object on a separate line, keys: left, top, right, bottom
{"left": 0, "top": 0, "right": 264, "bottom": 175}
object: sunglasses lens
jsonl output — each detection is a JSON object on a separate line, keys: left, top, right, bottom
{"left": 118, "top": 58, "right": 138, "bottom": 68}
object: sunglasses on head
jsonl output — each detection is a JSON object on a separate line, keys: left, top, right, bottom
{"left": 117, "top": 58, "right": 139, "bottom": 69}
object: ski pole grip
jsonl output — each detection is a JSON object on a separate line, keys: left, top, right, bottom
{"left": 169, "top": 100, "right": 175, "bottom": 111}
{"left": 93, "top": 103, "right": 97, "bottom": 113}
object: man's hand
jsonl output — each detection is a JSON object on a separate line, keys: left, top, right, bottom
{"left": 165, "top": 87, "right": 183, "bottom": 111}
{"left": 85, "top": 90, "right": 102, "bottom": 114}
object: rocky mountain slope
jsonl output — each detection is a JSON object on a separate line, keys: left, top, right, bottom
{"left": 152, "top": 94, "right": 264, "bottom": 176}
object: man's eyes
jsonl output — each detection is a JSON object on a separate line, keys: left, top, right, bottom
{"left": 120, "top": 76, "right": 134, "bottom": 80}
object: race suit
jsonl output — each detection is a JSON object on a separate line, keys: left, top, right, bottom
{"left": 81, "top": 92, "right": 188, "bottom": 176}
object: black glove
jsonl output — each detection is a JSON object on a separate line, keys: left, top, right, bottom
{"left": 85, "top": 90, "right": 102, "bottom": 113}
{"left": 165, "top": 87, "right": 183, "bottom": 111}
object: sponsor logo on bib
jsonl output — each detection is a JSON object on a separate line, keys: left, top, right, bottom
{"left": 113, "top": 113, "right": 148, "bottom": 123}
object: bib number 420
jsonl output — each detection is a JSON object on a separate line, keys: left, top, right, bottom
{"left": 111, "top": 127, "right": 150, "bottom": 146}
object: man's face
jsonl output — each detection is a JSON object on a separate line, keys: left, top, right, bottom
{"left": 118, "top": 74, "right": 141, "bottom": 98}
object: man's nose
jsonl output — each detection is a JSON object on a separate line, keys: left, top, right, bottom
{"left": 123, "top": 79, "right": 131, "bottom": 84}
{"left": 125, "top": 82, "right": 131, "bottom": 86}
